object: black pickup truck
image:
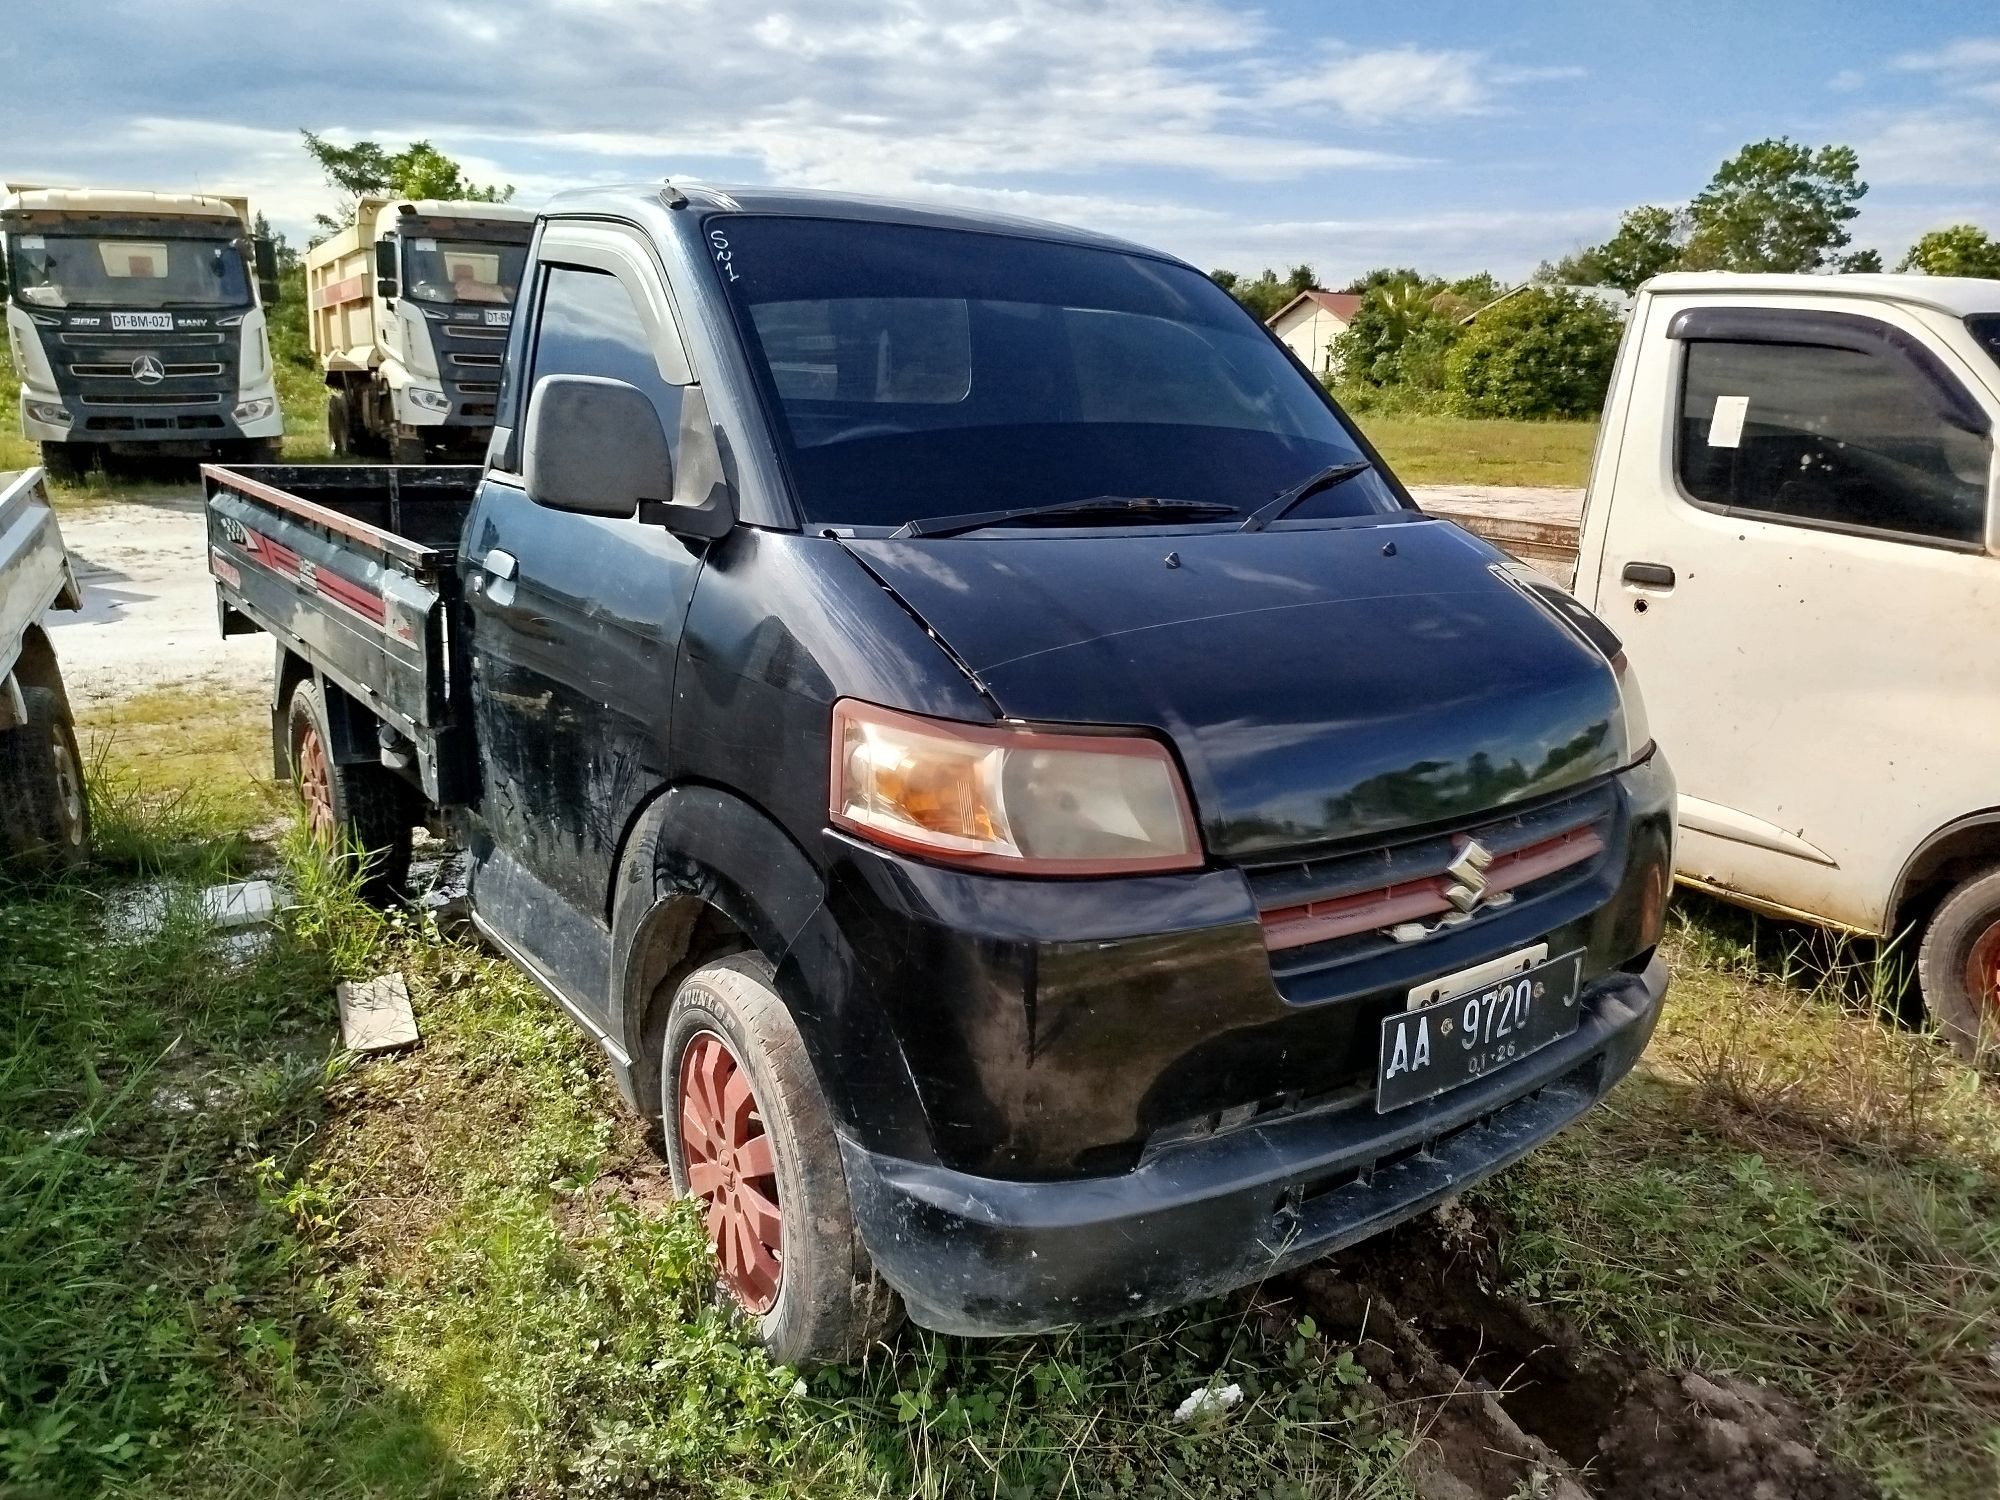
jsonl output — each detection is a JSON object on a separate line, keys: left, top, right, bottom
{"left": 206, "top": 183, "right": 1673, "bottom": 1363}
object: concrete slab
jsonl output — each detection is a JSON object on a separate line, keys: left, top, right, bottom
{"left": 337, "top": 972, "right": 419, "bottom": 1053}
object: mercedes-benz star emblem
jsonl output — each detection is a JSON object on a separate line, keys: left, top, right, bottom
{"left": 1443, "top": 838, "right": 1495, "bottom": 914}
{"left": 131, "top": 355, "right": 165, "bottom": 385}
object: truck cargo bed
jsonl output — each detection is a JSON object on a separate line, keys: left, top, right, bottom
{"left": 202, "top": 463, "right": 481, "bottom": 804}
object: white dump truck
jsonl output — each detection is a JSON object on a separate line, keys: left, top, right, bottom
{"left": 1, "top": 187, "right": 285, "bottom": 478}
{"left": 1433, "top": 271, "right": 2000, "bottom": 1062}
{"left": 307, "top": 196, "right": 535, "bottom": 462}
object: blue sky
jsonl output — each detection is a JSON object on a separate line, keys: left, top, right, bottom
{"left": 4, "top": 1, "right": 1998, "bottom": 282}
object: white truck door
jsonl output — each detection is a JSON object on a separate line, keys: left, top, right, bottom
{"left": 1584, "top": 293, "right": 2000, "bottom": 935}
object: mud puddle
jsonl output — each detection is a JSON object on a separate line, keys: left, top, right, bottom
{"left": 1283, "top": 1213, "right": 1874, "bottom": 1500}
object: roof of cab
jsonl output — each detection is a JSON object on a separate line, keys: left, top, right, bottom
{"left": 541, "top": 180, "right": 1172, "bottom": 262}
{"left": 369, "top": 198, "right": 538, "bottom": 226}
{"left": 0, "top": 187, "right": 246, "bottom": 220}
{"left": 1643, "top": 270, "right": 2000, "bottom": 318}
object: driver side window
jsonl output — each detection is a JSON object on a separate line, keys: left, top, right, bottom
{"left": 1677, "top": 336, "right": 1991, "bottom": 545}
{"left": 529, "top": 265, "right": 686, "bottom": 462}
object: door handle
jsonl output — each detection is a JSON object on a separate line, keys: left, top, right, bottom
{"left": 482, "top": 549, "right": 518, "bottom": 581}
{"left": 1622, "top": 561, "right": 1675, "bottom": 590}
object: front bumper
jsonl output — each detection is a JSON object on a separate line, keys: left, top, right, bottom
{"left": 842, "top": 955, "right": 1665, "bottom": 1336}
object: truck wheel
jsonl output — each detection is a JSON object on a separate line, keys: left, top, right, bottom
{"left": 327, "top": 392, "right": 354, "bottom": 456}
{"left": 1917, "top": 868, "right": 2000, "bottom": 1066}
{"left": 285, "top": 679, "right": 413, "bottom": 900}
{"left": 38, "top": 442, "right": 91, "bottom": 484}
{"left": 0, "top": 686, "right": 90, "bottom": 873}
{"left": 661, "top": 954, "right": 903, "bottom": 1363}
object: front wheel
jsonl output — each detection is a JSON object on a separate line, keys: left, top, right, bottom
{"left": 285, "top": 679, "right": 413, "bottom": 901}
{"left": 38, "top": 441, "right": 91, "bottom": 484}
{"left": 1918, "top": 868, "right": 2000, "bottom": 1065}
{"left": 327, "top": 391, "right": 354, "bottom": 456}
{"left": 0, "top": 685, "right": 90, "bottom": 873}
{"left": 661, "top": 954, "right": 903, "bottom": 1363}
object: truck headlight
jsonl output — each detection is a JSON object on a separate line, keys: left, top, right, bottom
{"left": 232, "top": 397, "right": 275, "bottom": 422}
{"left": 26, "top": 401, "right": 71, "bottom": 425}
{"left": 831, "top": 700, "right": 1203, "bottom": 875}
{"left": 408, "top": 387, "right": 451, "bottom": 413}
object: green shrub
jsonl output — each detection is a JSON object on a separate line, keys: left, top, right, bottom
{"left": 1444, "top": 288, "right": 1622, "bottom": 420}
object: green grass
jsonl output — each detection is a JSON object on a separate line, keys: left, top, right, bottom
{"left": 1356, "top": 414, "right": 1599, "bottom": 488}
{"left": 1478, "top": 898, "right": 2000, "bottom": 1499}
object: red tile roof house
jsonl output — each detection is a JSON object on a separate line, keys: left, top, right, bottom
{"left": 1265, "top": 290, "right": 1364, "bottom": 377}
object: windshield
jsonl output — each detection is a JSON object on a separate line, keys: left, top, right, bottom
{"left": 404, "top": 237, "right": 529, "bottom": 306}
{"left": 6, "top": 232, "right": 249, "bottom": 309}
{"left": 712, "top": 216, "right": 1397, "bottom": 529}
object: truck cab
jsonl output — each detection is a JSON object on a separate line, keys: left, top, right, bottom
{"left": 208, "top": 182, "right": 1674, "bottom": 1363}
{"left": 308, "top": 197, "right": 536, "bottom": 463}
{"left": 1, "top": 187, "right": 284, "bottom": 478}
{"left": 1574, "top": 271, "right": 2000, "bottom": 1058}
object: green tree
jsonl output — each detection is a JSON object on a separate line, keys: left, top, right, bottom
{"left": 1212, "top": 264, "right": 1320, "bottom": 322}
{"left": 1897, "top": 224, "right": 2000, "bottom": 279}
{"left": 1445, "top": 288, "right": 1623, "bottom": 419}
{"left": 300, "top": 130, "right": 514, "bottom": 235}
{"left": 1331, "top": 271, "right": 1463, "bottom": 394}
{"left": 1543, "top": 204, "right": 1684, "bottom": 292}
{"left": 1680, "top": 138, "right": 1867, "bottom": 273}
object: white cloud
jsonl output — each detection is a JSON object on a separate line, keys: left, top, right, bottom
{"left": 1858, "top": 109, "right": 2000, "bottom": 187}
{"left": 1894, "top": 36, "right": 2000, "bottom": 72}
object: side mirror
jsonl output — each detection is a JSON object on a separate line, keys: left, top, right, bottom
{"left": 524, "top": 375, "right": 737, "bottom": 539}
{"left": 374, "top": 238, "right": 398, "bottom": 281}
{"left": 524, "top": 374, "right": 675, "bottom": 520}
{"left": 376, "top": 278, "right": 398, "bottom": 300}
{"left": 253, "top": 238, "right": 281, "bottom": 305}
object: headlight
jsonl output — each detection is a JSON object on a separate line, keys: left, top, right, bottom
{"left": 408, "top": 387, "right": 451, "bottom": 413}
{"left": 232, "top": 397, "right": 275, "bottom": 422}
{"left": 26, "top": 400, "right": 71, "bottom": 425}
{"left": 1610, "top": 650, "right": 1654, "bottom": 765}
{"left": 831, "top": 700, "right": 1202, "bottom": 875}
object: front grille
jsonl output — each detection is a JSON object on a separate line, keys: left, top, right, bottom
{"left": 441, "top": 323, "right": 507, "bottom": 341}
{"left": 448, "top": 351, "right": 502, "bottom": 368}
{"left": 1247, "top": 779, "right": 1619, "bottom": 973}
{"left": 70, "top": 361, "right": 225, "bottom": 379}
{"left": 60, "top": 329, "right": 225, "bottom": 347}
{"left": 78, "top": 392, "right": 224, "bottom": 408}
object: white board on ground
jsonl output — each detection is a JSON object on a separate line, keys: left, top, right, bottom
{"left": 337, "top": 972, "right": 419, "bottom": 1053}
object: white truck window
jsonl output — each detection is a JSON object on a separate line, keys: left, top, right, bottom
{"left": 1677, "top": 338, "right": 1990, "bottom": 546}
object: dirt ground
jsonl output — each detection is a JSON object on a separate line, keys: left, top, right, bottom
{"left": 43, "top": 483, "right": 1583, "bottom": 708}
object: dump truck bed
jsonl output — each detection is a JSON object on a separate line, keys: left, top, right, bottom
{"left": 202, "top": 463, "right": 481, "bottom": 802}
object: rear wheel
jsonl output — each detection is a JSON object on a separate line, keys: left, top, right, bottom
{"left": 661, "top": 954, "right": 902, "bottom": 1363}
{"left": 327, "top": 391, "right": 355, "bottom": 456}
{"left": 285, "top": 679, "right": 413, "bottom": 901}
{"left": 1917, "top": 868, "right": 2000, "bottom": 1065}
{"left": 38, "top": 442, "right": 91, "bottom": 483}
{"left": 0, "top": 685, "right": 90, "bottom": 873}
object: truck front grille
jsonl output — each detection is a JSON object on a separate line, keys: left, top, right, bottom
{"left": 1245, "top": 779, "right": 1619, "bottom": 979}
{"left": 78, "top": 392, "right": 224, "bottom": 408}
{"left": 441, "top": 324, "right": 507, "bottom": 341}
{"left": 60, "top": 330, "right": 225, "bottom": 347}
{"left": 70, "top": 361, "right": 225, "bottom": 379}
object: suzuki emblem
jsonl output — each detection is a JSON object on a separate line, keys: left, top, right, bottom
{"left": 1443, "top": 839, "right": 1495, "bottom": 913}
{"left": 131, "top": 355, "right": 165, "bottom": 385}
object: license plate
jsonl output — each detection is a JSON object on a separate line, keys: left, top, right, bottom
{"left": 483, "top": 308, "right": 512, "bottom": 327}
{"left": 111, "top": 312, "right": 173, "bottom": 332}
{"left": 1377, "top": 948, "right": 1584, "bottom": 1113}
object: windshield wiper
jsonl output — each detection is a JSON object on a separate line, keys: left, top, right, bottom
{"left": 892, "top": 495, "right": 1239, "bottom": 540}
{"left": 1239, "top": 461, "right": 1374, "bottom": 532}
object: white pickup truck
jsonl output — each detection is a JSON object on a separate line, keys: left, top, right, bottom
{"left": 0, "top": 467, "right": 87, "bottom": 869}
{"left": 1435, "top": 272, "right": 2000, "bottom": 1061}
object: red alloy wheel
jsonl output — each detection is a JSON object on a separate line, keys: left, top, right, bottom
{"left": 298, "top": 724, "right": 335, "bottom": 845}
{"left": 1964, "top": 919, "right": 2000, "bottom": 1026}
{"left": 677, "top": 1032, "right": 784, "bottom": 1313}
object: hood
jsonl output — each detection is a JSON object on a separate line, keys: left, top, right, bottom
{"left": 843, "top": 518, "right": 1624, "bottom": 862}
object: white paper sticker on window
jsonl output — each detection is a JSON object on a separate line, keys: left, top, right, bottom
{"left": 18, "top": 235, "right": 43, "bottom": 250}
{"left": 1707, "top": 394, "right": 1749, "bottom": 449}
{"left": 414, "top": 238, "right": 438, "bottom": 252}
